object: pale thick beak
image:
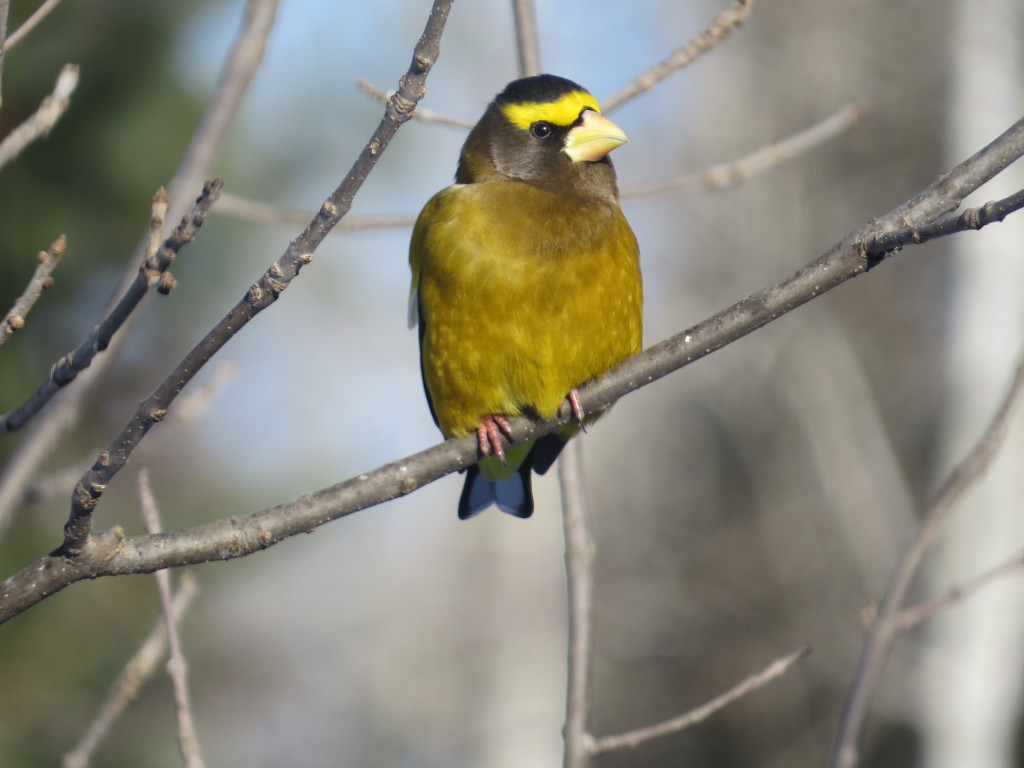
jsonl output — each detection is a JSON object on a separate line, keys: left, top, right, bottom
{"left": 563, "top": 109, "right": 628, "bottom": 163}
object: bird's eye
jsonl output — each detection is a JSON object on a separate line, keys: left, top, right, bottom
{"left": 530, "top": 122, "right": 552, "bottom": 139}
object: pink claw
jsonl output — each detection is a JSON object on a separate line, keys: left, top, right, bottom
{"left": 568, "top": 389, "right": 587, "bottom": 432}
{"left": 477, "top": 414, "right": 514, "bottom": 464}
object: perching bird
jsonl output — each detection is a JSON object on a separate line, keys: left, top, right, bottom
{"left": 408, "top": 74, "right": 642, "bottom": 519}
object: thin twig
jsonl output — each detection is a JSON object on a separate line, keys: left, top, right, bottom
{"left": 19, "top": 462, "right": 81, "bottom": 506}
{"left": 560, "top": 440, "right": 596, "bottom": 768}
{"left": 0, "top": 0, "right": 8, "bottom": 101}
{"left": 214, "top": 190, "right": 417, "bottom": 230}
{"left": 20, "top": 362, "right": 231, "bottom": 509}
{"left": 176, "top": 361, "right": 236, "bottom": 423}
{"left": 622, "top": 102, "right": 868, "bottom": 198}
{"left": 62, "top": 574, "right": 199, "bottom": 768}
{"left": 865, "top": 186, "right": 1024, "bottom": 260}
{"left": 146, "top": 187, "right": 170, "bottom": 263}
{"left": 138, "top": 470, "right": 206, "bottom": 768}
{"left": 2, "top": 113, "right": 1023, "bottom": 624}
{"left": 0, "top": 63, "right": 78, "bottom": 169}
{"left": 169, "top": 0, "right": 278, "bottom": 230}
{"left": 1, "top": 234, "right": 66, "bottom": 347}
{"left": 3, "top": 0, "right": 66, "bottom": 51}
{"left": 356, "top": 79, "right": 473, "bottom": 128}
{"left": 830, "top": 351, "right": 1024, "bottom": 768}
{"left": 0, "top": 183, "right": 220, "bottom": 438}
{"left": 511, "top": 0, "right": 541, "bottom": 77}
{"left": 603, "top": 0, "right": 758, "bottom": 113}
{"left": 591, "top": 644, "right": 812, "bottom": 754}
{"left": 897, "top": 551, "right": 1024, "bottom": 632}
{"left": 19, "top": 360, "right": 231, "bottom": 508}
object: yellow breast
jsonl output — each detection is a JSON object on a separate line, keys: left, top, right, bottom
{"left": 410, "top": 180, "right": 642, "bottom": 439}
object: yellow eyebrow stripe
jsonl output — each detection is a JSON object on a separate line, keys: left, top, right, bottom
{"left": 500, "top": 91, "right": 601, "bottom": 130}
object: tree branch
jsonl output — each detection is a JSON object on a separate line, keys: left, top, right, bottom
{"left": 865, "top": 186, "right": 1024, "bottom": 256}
{"left": 896, "top": 550, "right": 1024, "bottom": 632}
{"left": 0, "top": 108, "right": 1022, "bottom": 628}
{"left": 2, "top": 0, "right": 66, "bottom": 52}
{"left": 214, "top": 190, "right": 419, "bottom": 230}
{"left": 3, "top": 0, "right": 65, "bottom": 51}
{"left": 603, "top": 0, "right": 759, "bottom": 114}
{"left": 0, "top": 183, "right": 216, "bottom": 438}
{"left": 511, "top": 0, "right": 541, "bottom": 77}
{"left": 0, "top": 0, "right": 8, "bottom": 102}
{"left": 138, "top": 470, "right": 206, "bottom": 768}
{"left": 1, "top": 234, "right": 65, "bottom": 347}
{"left": 560, "top": 440, "right": 597, "bottom": 768}
{"left": 590, "top": 644, "right": 811, "bottom": 754}
{"left": 168, "top": 0, "right": 278, "bottom": 231}
{"left": 0, "top": 62, "right": 78, "bottom": 170}
{"left": 829, "top": 349, "right": 1024, "bottom": 768}
{"left": 62, "top": 574, "right": 199, "bottom": 768}
{"left": 357, "top": 78, "right": 473, "bottom": 128}
{"left": 621, "top": 102, "right": 868, "bottom": 198}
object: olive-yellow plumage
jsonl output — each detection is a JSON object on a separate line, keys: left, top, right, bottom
{"left": 409, "top": 74, "right": 642, "bottom": 518}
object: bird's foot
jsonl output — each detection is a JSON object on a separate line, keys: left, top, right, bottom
{"left": 477, "top": 414, "right": 514, "bottom": 464}
{"left": 568, "top": 389, "right": 587, "bottom": 432}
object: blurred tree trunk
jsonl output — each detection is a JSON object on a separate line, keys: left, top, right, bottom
{"left": 919, "top": 1, "right": 1024, "bottom": 765}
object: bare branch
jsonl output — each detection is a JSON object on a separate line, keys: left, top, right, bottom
{"left": 0, "top": 183, "right": 220, "bottom": 438}
{"left": 3, "top": 0, "right": 66, "bottom": 52}
{"left": 356, "top": 79, "right": 473, "bottom": 128}
{"left": 214, "top": 190, "right": 417, "bottom": 230}
{"left": 830, "top": 350, "right": 1024, "bottom": 768}
{"left": 176, "top": 361, "right": 236, "bottom": 423}
{"left": 62, "top": 574, "right": 199, "bottom": 768}
{"left": 0, "top": 63, "right": 78, "bottom": 169}
{"left": 622, "top": 102, "right": 867, "bottom": 198}
{"left": 1, "top": 234, "right": 65, "bottom": 347}
{"left": 865, "top": 186, "right": 1024, "bottom": 258}
{"left": 560, "top": 440, "right": 597, "bottom": 768}
{"left": 591, "top": 644, "right": 812, "bottom": 754}
{"left": 20, "top": 463, "right": 81, "bottom": 507}
{"left": 168, "top": 0, "right": 278, "bottom": 230}
{"left": 0, "top": 0, "right": 8, "bottom": 100}
{"left": 18, "top": 362, "right": 230, "bottom": 510}
{"left": 138, "top": 470, "right": 206, "bottom": 768}
{"left": 146, "top": 186, "right": 170, "bottom": 262}
{"left": 511, "top": 0, "right": 541, "bottom": 77}
{"left": 603, "top": 0, "right": 758, "bottom": 113}
{"left": 1, "top": 113, "right": 1022, "bottom": 625}
{"left": 897, "top": 551, "right": 1024, "bottom": 632}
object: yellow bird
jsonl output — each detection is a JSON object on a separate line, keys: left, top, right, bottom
{"left": 409, "top": 74, "right": 642, "bottom": 518}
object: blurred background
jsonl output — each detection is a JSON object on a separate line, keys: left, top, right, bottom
{"left": 1, "top": 0, "right": 1023, "bottom": 766}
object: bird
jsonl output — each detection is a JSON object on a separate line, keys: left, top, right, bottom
{"left": 408, "top": 74, "right": 642, "bottom": 519}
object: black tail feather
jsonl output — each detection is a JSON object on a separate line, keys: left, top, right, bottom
{"left": 457, "top": 459, "right": 535, "bottom": 519}
{"left": 530, "top": 433, "right": 567, "bottom": 475}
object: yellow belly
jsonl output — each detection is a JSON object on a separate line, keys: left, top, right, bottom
{"left": 413, "top": 181, "right": 642, "bottom": 439}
